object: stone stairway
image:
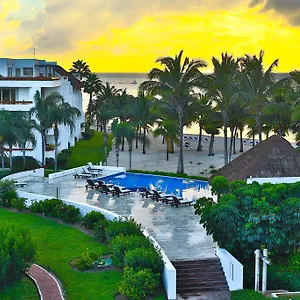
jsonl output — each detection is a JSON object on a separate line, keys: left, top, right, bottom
{"left": 172, "top": 258, "right": 230, "bottom": 299}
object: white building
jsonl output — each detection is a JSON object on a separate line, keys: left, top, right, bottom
{"left": 0, "top": 58, "right": 84, "bottom": 163}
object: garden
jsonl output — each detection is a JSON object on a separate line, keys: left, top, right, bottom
{"left": 0, "top": 180, "right": 166, "bottom": 300}
{"left": 195, "top": 176, "right": 300, "bottom": 298}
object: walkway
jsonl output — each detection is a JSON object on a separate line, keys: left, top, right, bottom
{"left": 27, "top": 264, "right": 64, "bottom": 300}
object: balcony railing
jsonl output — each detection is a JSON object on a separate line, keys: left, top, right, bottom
{"left": 0, "top": 76, "right": 60, "bottom": 81}
{"left": 0, "top": 100, "right": 33, "bottom": 105}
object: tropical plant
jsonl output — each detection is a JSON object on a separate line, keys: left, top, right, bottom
{"left": 69, "top": 59, "right": 91, "bottom": 80}
{"left": 140, "top": 50, "right": 207, "bottom": 173}
{"left": 111, "top": 119, "right": 123, "bottom": 167}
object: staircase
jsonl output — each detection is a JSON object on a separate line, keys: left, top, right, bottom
{"left": 172, "top": 258, "right": 230, "bottom": 299}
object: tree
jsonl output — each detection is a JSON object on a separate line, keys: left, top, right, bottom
{"left": 140, "top": 50, "right": 207, "bottom": 173}
{"left": 69, "top": 59, "right": 91, "bottom": 80}
{"left": 111, "top": 119, "right": 123, "bottom": 167}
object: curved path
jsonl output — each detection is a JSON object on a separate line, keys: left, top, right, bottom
{"left": 27, "top": 264, "right": 64, "bottom": 300}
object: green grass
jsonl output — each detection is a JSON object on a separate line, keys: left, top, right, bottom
{"left": 67, "top": 132, "right": 113, "bottom": 169}
{"left": 0, "top": 209, "right": 121, "bottom": 300}
{"left": 0, "top": 170, "right": 12, "bottom": 179}
{"left": 0, "top": 277, "right": 39, "bottom": 300}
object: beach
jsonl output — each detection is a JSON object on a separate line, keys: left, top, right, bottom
{"left": 107, "top": 133, "right": 254, "bottom": 176}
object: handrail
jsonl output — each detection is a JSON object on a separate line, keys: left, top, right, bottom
{"left": 0, "top": 100, "right": 33, "bottom": 105}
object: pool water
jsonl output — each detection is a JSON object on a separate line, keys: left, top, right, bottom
{"left": 101, "top": 172, "right": 212, "bottom": 201}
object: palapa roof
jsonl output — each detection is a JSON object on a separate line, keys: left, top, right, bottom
{"left": 210, "top": 135, "right": 300, "bottom": 182}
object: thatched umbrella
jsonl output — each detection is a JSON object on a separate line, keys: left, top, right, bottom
{"left": 210, "top": 135, "right": 300, "bottom": 182}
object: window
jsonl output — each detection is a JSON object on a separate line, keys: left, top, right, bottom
{"left": 15, "top": 68, "right": 21, "bottom": 77}
{"left": 7, "top": 67, "right": 13, "bottom": 77}
{"left": 0, "top": 89, "right": 16, "bottom": 102}
{"left": 23, "top": 67, "right": 33, "bottom": 76}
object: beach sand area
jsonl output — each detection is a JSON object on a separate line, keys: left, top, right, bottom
{"left": 107, "top": 134, "right": 254, "bottom": 177}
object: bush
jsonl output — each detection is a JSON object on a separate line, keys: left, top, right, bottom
{"left": 0, "top": 180, "right": 17, "bottom": 207}
{"left": 110, "top": 235, "right": 152, "bottom": 267}
{"left": 39, "top": 198, "right": 64, "bottom": 218}
{"left": 71, "top": 248, "right": 103, "bottom": 271}
{"left": 0, "top": 224, "right": 35, "bottom": 288}
{"left": 231, "top": 290, "right": 266, "bottom": 300}
{"left": 58, "top": 204, "right": 80, "bottom": 223}
{"left": 124, "top": 247, "right": 164, "bottom": 274}
{"left": 94, "top": 219, "right": 109, "bottom": 243}
{"left": 61, "top": 149, "right": 72, "bottom": 156}
{"left": 45, "top": 158, "right": 55, "bottom": 169}
{"left": 11, "top": 197, "right": 27, "bottom": 211}
{"left": 81, "top": 129, "right": 94, "bottom": 140}
{"left": 119, "top": 267, "right": 160, "bottom": 300}
{"left": 29, "top": 200, "right": 43, "bottom": 213}
{"left": 8, "top": 156, "right": 40, "bottom": 171}
{"left": 81, "top": 211, "right": 106, "bottom": 229}
{"left": 57, "top": 151, "right": 69, "bottom": 169}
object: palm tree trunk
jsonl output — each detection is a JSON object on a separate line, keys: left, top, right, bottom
{"left": 177, "top": 108, "right": 184, "bottom": 174}
{"left": 229, "top": 128, "right": 234, "bottom": 162}
{"left": 115, "top": 144, "right": 120, "bottom": 167}
{"left": 162, "top": 136, "right": 165, "bottom": 144}
{"left": 135, "top": 127, "right": 139, "bottom": 149}
{"left": 256, "top": 113, "right": 263, "bottom": 143}
{"left": 41, "top": 130, "right": 46, "bottom": 166}
{"left": 143, "top": 127, "right": 146, "bottom": 154}
{"left": 129, "top": 143, "right": 132, "bottom": 170}
{"left": 9, "top": 145, "right": 13, "bottom": 170}
{"left": 223, "top": 112, "right": 229, "bottom": 165}
{"left": 166, "top": 139, "right": 169, "bottom": 161}
{"left": 1, "top": 154, "right": 4, "bottom": 171}
{"left": 196, "top": 124, "right": 203, "bottom": 151}
{"left": 121, "top": 137, "right": 125, "bottom": 151}
{"left": 233, "top": 127, "right": 237, "bottom": 154}
{"left": 103, "top": 122, "right": 107, "bottom": 166}
{"left": 239, "top": 128, "right": 244, "bottom": 153}
{"left": 252, "top": 134, "right": 255, "bottom": 148}
{"left": 54, "top": 124, "right": 59, "bottom": 172}
{"left": 208, "top": 134, "right": 215, "bottom": 156}
{"left": 22, "top": 143, "right": 26, "bottom": 170}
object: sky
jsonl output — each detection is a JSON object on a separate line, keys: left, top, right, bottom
{"left": 1, "top": 0, "right": 300, "bottom": 72}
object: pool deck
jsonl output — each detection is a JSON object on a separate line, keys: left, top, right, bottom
{"left": 21, "top": 175, "right": 216, "bottom": 260}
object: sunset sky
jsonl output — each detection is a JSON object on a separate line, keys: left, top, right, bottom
{"left": 1, "top": 0, "right": 300, "bottom": 72}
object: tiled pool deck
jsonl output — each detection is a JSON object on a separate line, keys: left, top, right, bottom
{"left": 21, "top": 175, "right": 216, "bottom": 260}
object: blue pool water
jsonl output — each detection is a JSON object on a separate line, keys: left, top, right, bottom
{"left": 101, "top": 172, "right": 212, "bottom": 201}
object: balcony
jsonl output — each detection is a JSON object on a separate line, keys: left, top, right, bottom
{"left": 0, "top": 100, "right": 33, "bottom": 105}
{"left": 0, "top": 76, "right": 60, "bottom": 81}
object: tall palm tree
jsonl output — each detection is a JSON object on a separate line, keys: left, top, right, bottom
{"left": 140, "top": 50, "right": 207, "bottom": 173}
{"left": 111, "top": 119, "right": 123, "bottom": 167}
{"left": 69, "top": 59, "right": 91, "bottom": 80}
{"left": 30, "top": 91, "right": 58, "bottom": 166}
{"left": 238, "top": 50, "right": 288, "bottom": 142}
{"left": 206, "top": 53, "right": 239, "bottom": 165}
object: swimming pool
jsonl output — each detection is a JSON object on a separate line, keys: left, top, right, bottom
{"left": 100, "top": 172, "right": 212, "bottom": 201}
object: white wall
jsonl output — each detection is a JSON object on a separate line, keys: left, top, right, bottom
{"left": 216, "top": 247, "right": 243, "bottom": 291}
{"left": 247, "top": 177, "right": 300, "bottom": 184}
{"left": 1, "top": 168, "right": 44, "bottom": 182}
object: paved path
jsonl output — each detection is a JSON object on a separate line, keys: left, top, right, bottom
{"left": 27, "top": 264, "right": 64, "bottom": 300}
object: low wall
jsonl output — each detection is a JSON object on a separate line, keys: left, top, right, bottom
{"left": 1, "top": 168, "right": 44, "bottom": 182}
{"left": 17, "top": 190, "right": 176, "bottom": 300}
{"left": 216, "top": 247, "right": 243, "bottom": 291}
{"left": 247, "top": 177, "right": 300, "bottom": 184}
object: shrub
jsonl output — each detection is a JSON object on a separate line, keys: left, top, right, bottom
{"left": 71, "top": 248, "right": 103, "bottom": 271}
{"left": 124, "top": 247, "right": 164, "bottom": 274}
{"left": 82, "top": 211, "right": 106, "bottom": 229}
{"left": 0, "top": 224, "right": 35, "bottom": 288}
{"left": 105, "top": 217, "right": 142, "bottom": 242}
{"left": 231, "top": 290, "right": 266, "bottom": 300}
{"left": 29, "top": 200, "right": 43, "bottom": 213}
{"left": 110, "top": 235, "right": 152, "bottom": 267}
{"left": 61, "top": 149, "right": 72, "bottom": 156}
{"left": 45, "top": 158, "right": 55, "bottom": 169}
{"left": 11, "top": 197, "right": 27, "bottom": 211}
{"left": 81, "top": 129, "right": 94, "bottom": 140}
{"left": 94, "top": 219, "right": 109, "bottom": 243}
{"left": 119, "top": 267, "right": 160, "bottom": 300}
{"left": 58, "top": 204, "right": 80, "bottom": 223}
{"left": 9, "top": 156, "right": 40, "bottom": 171}
{"left": 39, "top": 198, "right": 64, "bottom": 218}
{"left": 0, "top": 180, "right": 17, "bottom": 207}
{"left": 57, "top": 151, "right": 69, "bottom": 169}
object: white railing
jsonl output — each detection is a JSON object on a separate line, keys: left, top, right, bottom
{"left": 17, "top": 190, "right": 176, "bottom": 300}
{"left": 247, "top": 177, "right": 300, "bottom": 184}
{"left": 216, "top": 247, "right": 243, "bottom": 291}
{"left": 1, "top": 168, "right": 44, "bottom": 182}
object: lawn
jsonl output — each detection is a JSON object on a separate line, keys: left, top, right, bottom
{"left": 0, "top": 209, "right": 122, "bottom": 300}
{"left": 67, "top": 131, "right": 113, "bottom": 169}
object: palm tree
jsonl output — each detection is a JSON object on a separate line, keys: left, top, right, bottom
{"left": 140, "top": 50, "right": 207, "bottom": 173}
{"left": 111, "top": 119, "right": 123, "bottom": 167}
{"left": 69, "top": 59, "right": 91, "bottom": 80}
{"left": 206, "top": 53, "right": 239, "bottom": 165}
{"left": 238, "top": 50, "right": 288, "bottom": 142}
{"left": 30, "top": 91, "right": 58, "bottom": 166}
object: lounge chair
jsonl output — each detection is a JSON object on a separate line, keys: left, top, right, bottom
{"left": 101, "top": 184, "right": 117, "bottom": 195}
{"left": 140, "top": 187, "right": 155, "bottom": 199}
{"left": 152, "top": 190, "right": 173, "bottom": 202}
{"left": 82, "top": 167, "right": 98, "bottom": 177}
{"left": 87, "top": 162, "right": 103, "bottom": 173}
{"left": 114, "top": 186, "right": 131, "bottom": 197}
{"left": 85, "top": 179, "right": 100, "bottom": 191}
{"left": 73, "top": 170, "right": 92, "bottom": 179}
{"left": 170, "top": 196, "right": 193, "bottom": 208}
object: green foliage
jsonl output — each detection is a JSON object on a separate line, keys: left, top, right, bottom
{"left": 124, "top": 247, "right": 164, "bottom": 274}
{"left": 71, "top": 248, "right": 103, "bottom": 271}
{"left": 81, "top": 129, "right": 94, "bottom": 140}
{"left": 128, "top": 169, "right": 209, "bottom": 181}
{"left": 45, "top": 158, "right": 55, "bottom": 169}
{"left": 231, "top": 290, "right": 267, "bottom": 300}
{"left": 0, "top": 180, "right": 17, "bottom": 207}
{"left": 195, "top": 177, "right": 300, "bottom": 260}
{"left": 0, "top": 224, "right": 35, "bottom": 288}
{"left": 110, "top": 235, "right": 152, "bottom": 267}
{"left": 58, "top": 204, "right": 80, "bottom": 223}
{"left": 11, "top": 198, "right": 26, "bottom": 211}
{"left": 57, "top": 150, "right": 71, "bottom": 169}
{"left": 9, "top": 156, "right": 40, "bottom": 172}
{"left": 119, "top": 267, "right": 160, "bottom": 300}
{"left": 93, "top": 219, "right": 109, "bottom": 243}
{"left": 105, "top": 217, "right": 143, "bottom": 242}
{"left": 81, "top": 210, "right": 106, "bottom": 229}
{"left": 211, "top": 176, "right": 230, "bottom": 198}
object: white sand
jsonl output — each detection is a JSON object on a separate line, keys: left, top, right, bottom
{"left": 107, "top": 134, "right": 254, "bottom": 177}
